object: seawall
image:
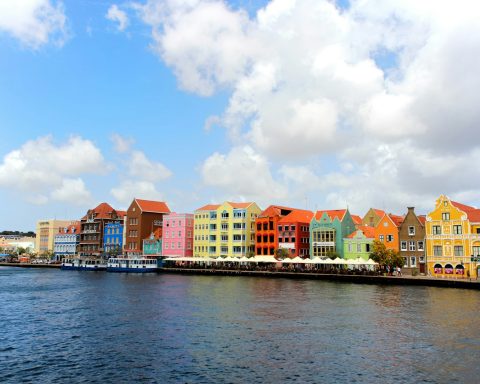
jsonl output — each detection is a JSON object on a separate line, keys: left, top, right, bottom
{"left": 160, "top": 268, "right": 480, "bottom": 290}
{"left": 0, "top": 263, "right": 60, "bottom": 269}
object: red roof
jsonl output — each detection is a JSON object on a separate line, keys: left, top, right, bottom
{"left": 452, "top": 201, "right": 480, "bottom": 222}
{"left": 278, "top": 209, "right": 314, "bottom": 223}
{"left": 58, "top": 222, "right": 81, "bottom": 234}
{"left": 389, "top": 214, "right": 404, "bottom": 227}
{"left": 373, "top": 209, "right": 386, "bottom": 217}
{"left": 314, "top": 209, "right": 347, "bottom": 221}
{"left": 82, "top": 202, "right": 123, "bottom": 220}
{"left": 347, "top": 226, "right": 375, "bottom": 239}
{"left": 196, "top": 204, "right": 221, "bottom": 211}
{"left": 135, "top": 199, "right": 170, "bottom": 213}
{"left": 351, "top": 215, "right": 362, "bottom": 225}
{"left": 417, "top": 215, "right": 426, "bottom": 225}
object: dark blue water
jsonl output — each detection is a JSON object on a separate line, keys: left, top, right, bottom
{"left": 1, "top": 267, "right": 479, "bottom": 383}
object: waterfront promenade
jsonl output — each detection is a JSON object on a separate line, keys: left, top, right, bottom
{"left": 2, "top": 262, "right": 479, "bottom": 290}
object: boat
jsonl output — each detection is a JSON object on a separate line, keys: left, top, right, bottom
{"left": 61, "top": 257, "right": 107, "bottom": 271}
{"left": 106, "top": 255, "right": 160, "bottom": 273}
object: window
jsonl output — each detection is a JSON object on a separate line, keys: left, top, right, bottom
{"left": 454, "top": 246, "right": 463, "bottom": 256}
{"left": 278, "top": 226, "right": 283, "bottom": 231}
{"left": 403, "top": 257, "right": 408, "bottom": 267}
{"left": 419, "top": 256, "right": 425, "bottom": 263}
{"left": 410, "top": 256, "right": 416, "bottom": 267}
{"left": 387, "top": 235, "right": 394, "bottom": 242}
{"left": 291, "top": 225, "right": 296, "bottom": 231}
{"left": 365, "top": 244, "right": 371, "bottom": 252}
{"left": 356, "top": 244, "right": 361, "bottom": 252}
{"left": 433, "top": 246, "right": 442, "bottom": 256}
{"left": 348, "top": 243, "right": 352, "bottom": 252}
{"left": 442, "top": 212, "right": 450, "bottom": 221}
{"left": 432, "top": 226, "right": 441, "bottom": 235}
{"left": 221, "top": 211, "right": 229, "bottom": 219}
{"left": 221, "top": 235, "right": 228, "bottom": 241}
{"left": 408, "top": 226, "right": 415, "bottom": 236}
{"left": 453, "top": 225, "right": 462, "bottom": 235}
{"left": 409, "top": 241, "right": 416, "bottom": 251}
{"left": 473, "top": 246, "right": 480, "bottom": 256}
{"left": 285, "top": 226, "right": 289, "bottom": 231}
{"left": 401, "top": 241, "right": 407, "bottom": 251}
{"left": 221, "top": 223, "right": 228, "bottom": 230}
{"left": 418, "top": 241, "right": 424, "bottom": 251}
{"left": 379, "top": 235, "right": 384, "bottom": 242}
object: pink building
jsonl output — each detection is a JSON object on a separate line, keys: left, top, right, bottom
{"left": 162, "top": 213, "right": 194, "bottom": 257}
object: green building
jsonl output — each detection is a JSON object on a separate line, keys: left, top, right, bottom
{"left": 343, "top": 226, "right": 375, "bottom": 260}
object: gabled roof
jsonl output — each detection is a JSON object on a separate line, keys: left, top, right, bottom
{"left": 417, "top": 215, "right": 426, "bottom": 226}
{"left": 373, "top": 209, "right": 386, "bottom": 217}
{"left": 196, "top": 204, "right": 221, "bottom": 211}
{"left": 117, "top": 210, "right": 127, "bottom": 218}
{"left": 347, "top": 225, "right": 375, "bottom": 239}
{"left": 389, "top": 214, "right": 404, "bottom": 227}
{"left": 314, "top": 209, "right": 347, "bottom": 221}
{"left": 278, "top": 209, "right": 314, "bottom": 223}
{"left": 451, "top": 201, "right": 480, "bottom": 222}
{"left": 351, "top": 215, "right": 362, "bottom": 225}
{"left": 82, "top": 202, "right": 121, "bottom": 220}
{"left": 135, "top": 199, "right": 170, "bottom": 213}
{"left": 227, "top": 202, "right": 254, "bottom": 209}
{"left": 258, "top": 205, "right": 295, "bottom": 218}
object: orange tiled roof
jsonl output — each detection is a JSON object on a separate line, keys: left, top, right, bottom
{"left": 389, "top": 214, "right": 404, "bottom": 227}
{"left": 258, "top": 205, "right": 296, "bottom": 218}
{"left": 196, "top": 204, "right": 221, "bottom": 211}
{"left": 452, "top": 201, "right": 480, "bottom": 222}
{"left": 82, "top": 202, "right": 119, "bottom": 220}
{"left": 227, "top": 202, "right": 253, "bottom": 209}
{"left": 347, "top": 225, "right": 375, "bottom": 239}
{"left": 417, "top": 215, "right": 426, "bottom": 225}
{"left": 135, "top": 199, "right": 170, "bottom": 213}
{"left": 314, "top": 209, "right": 347, "bottom": 221}
{"left": 351, "top": 215, "right": 362, "bottom": 225}
{"left": 278, "top": 209, "right": 314, "bottom": 223}
{"left": 373, "top": 209, "right": 386, "bottom": 217}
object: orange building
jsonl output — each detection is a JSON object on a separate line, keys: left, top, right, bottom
{"left": 255, "top": 205, "right": 294, "bottom": 256}
{"left": 374, "top": 213, "right": 404, "bottom": 251}
{"left": 278, "top": 209, "right": 314, "bottom": 258}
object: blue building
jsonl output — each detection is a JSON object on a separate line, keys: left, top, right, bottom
{"left": 104, "top": 222, "right": 124, "bottom": 255}
{"left": 53, "top": 223, "right": 80, "bottom": 262}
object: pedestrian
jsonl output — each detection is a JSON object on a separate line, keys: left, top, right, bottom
{"left": 397, "top": 266, "right": 402, "bottom": 276}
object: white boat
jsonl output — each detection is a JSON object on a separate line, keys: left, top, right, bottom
{"left": 107, "top": 256, "right": 160, "bottom": 273}
{"left": 61, "top": 257, "right": 107, "bottom": 271}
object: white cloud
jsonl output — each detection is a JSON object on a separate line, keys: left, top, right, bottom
{"left": 135, "top": 0, "right": 480, "bottom": 212}
{"left": 201, "top": 146, "right": 287, "bottom": 204}
{"left": 0, "top": 0, "right": 68, "bottom": 48}
{"left": 51, "top": 178, "right": 93, "bottom": 205}
{"left": 111, "top": 133, "right": 134, "bottom": 154}
{"left": 128, "top": 150, "right": 172, "bottom": 182}
{"left": 0, "top": 135, "right": 105, "bottom": 204}
{"left": 106, "top": 4, "right": 129, "bottom": 32}
{"left": 110, "top": 180, "right": 164, "bottom": 206}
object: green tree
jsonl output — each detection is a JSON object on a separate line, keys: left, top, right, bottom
{"left": 246, "top": 250, "right": 255, "bottom": 259}
{"left": 275, "top": 248, "right": 290, "bottom": 260}
{"left": 370, "top": 240, "right": 404, "bottom": 272}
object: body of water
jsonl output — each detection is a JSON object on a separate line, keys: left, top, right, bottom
{"left": 1, "top": 267, "right": 479, "bottom": 383}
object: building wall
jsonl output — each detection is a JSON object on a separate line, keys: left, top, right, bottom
{"left": 255, "top": 216, "right": 278, "bottom": 256}
{"left": 35, "top": 219, "right": 71, "bottom": 254}
{"left": 343, "top": 231, "right": 374, "bottom": 260}
{"left": 278, "top": 221, "right": 310, "bottom": 258}
{"left": 194, "top": 202, "right": 261, "bottom": 258}
{"left": 426, "top": 195, "right": 478, "bottom": 278}
{"left": 103, "top": 222, "right": 123, "bottom": 254}
{"left": 162, "top": 213, "right": 194, "bottom": 257}
{"left": 362, "top": 208, "right": 383, "bottom": 228}
{"left": 398, "top": 208, "right": 426, "bottom": 273}
{"left": 374, "top": 215, "right": 400, "bottom": 252}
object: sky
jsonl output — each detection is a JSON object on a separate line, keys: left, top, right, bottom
{"left": 1, "top": 0, "right": 480, "bottom": 231}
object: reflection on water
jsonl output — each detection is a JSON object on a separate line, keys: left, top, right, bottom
{"left": 0, "top": 267, "right": 479, "bottom": 383}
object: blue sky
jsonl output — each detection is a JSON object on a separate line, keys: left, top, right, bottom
{"left": 1, "top": 0, "right": 480, "bottom": 231}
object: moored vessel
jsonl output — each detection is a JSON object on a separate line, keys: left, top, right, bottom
{"left": 107, "top": 255, "right": 160, "bottom": 273}
{"left": 61, "top": 257, "right": 107, "bottom": 271}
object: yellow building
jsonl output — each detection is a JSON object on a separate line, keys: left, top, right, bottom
{"left": 426, "top": 195, "right": 480, "bottom": 278}
{"left": 35, "top": 219, "right": 71, "bottom": 255}
{"left": 194, "top": 202, "right": 261, "bottom": 258}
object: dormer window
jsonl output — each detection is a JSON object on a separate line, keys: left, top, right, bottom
{"left": 408, "top": 226, "right": 415, "bottom": 236}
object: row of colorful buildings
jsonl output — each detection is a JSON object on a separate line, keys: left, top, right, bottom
{"left": 36, "top": 194, "right": 480, "bottom": 278}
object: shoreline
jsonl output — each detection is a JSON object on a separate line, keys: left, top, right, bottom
{"left": 1, "top": 262, "right": 479, "bottom": 290}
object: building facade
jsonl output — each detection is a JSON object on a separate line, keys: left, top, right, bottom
{"left": 79, "top": 203, "right": 125, "bottom": 257}
{"left": 362, "top": 208, "right": 385, "bottom": 228}
{"left": 255, "top": 205, "right": 298, "bottom": 256}
{"left": 374, "top": 213, "right": 403, "bottom": 252}
{"left": 143, "top": 228, "right": 163, "bottom": 256}
{"left": 162, "top": 213, "right": 194, "bottom": 257}
{"left": 35, "top": 219, "right": 71, "bottom": 254}
{"left": 343, "top": 226, "right": 375, "bottom": 260}
{"left": 398, "top": 207, "right": 426, "bottom": 274}
{"left": 194, "top": 202, "right": 261, "bottom": 258}
{"left": 426, "top": 195, "right": 480, "bottom": 278}
{"left": 54, "top": 222, "right": 80, "bottom": 261}
{"left": 310, "top": 209, "right": 357, "bottom": 258}
{"left": 277, "top": 210, "right": 314, "bottom": 258}
{"left": 124, "top": 199, "right": 170, "bottom": 254}
{"left": 103, "top": 222, "right": 124, "bottom": 255}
